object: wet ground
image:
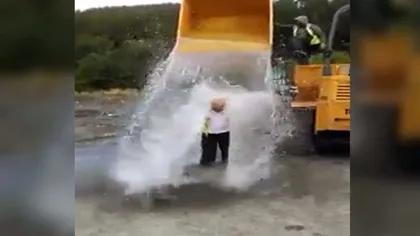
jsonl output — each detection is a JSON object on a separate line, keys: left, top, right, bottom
{"left": 75, "top": 92, "right": 350, "bottom": 236}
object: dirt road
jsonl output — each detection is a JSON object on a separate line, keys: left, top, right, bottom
{"left": 75, "top": 92, "right": 349, "bottom": 236}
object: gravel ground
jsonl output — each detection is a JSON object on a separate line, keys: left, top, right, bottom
{"left": 75, "top": 92, "right": 350, "bottom": 236}
{"left": 75, "top": 90, "right": 140, "bottom": 142}
{"left": 76, "top": 157, "right": 349, "bottom": 236}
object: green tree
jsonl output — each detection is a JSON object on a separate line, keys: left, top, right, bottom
{"left": 75, "top": 35, "right": 114, "bottom": 61}
{"left": 75, "top": 40, "right": 153, "bottom": 91}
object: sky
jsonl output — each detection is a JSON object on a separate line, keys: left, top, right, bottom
{"left": 75, "top": 0, "right": 180, "bottom": 11}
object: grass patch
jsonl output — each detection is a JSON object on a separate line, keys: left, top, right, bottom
{"left": 311, "top": 51, "right": 350, "bottom": 64}
{"left": 75, "top": 88, "right": 141, "bottom": 99}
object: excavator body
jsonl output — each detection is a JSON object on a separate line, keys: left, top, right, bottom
{"left": 288, "top": 4, "right": 350, "bottom": 152}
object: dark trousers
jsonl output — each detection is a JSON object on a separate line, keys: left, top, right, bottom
{"left": 200, "top": 132, "right": 230, "bottom": 165}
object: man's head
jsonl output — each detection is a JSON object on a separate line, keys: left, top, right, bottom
{"left": 210, "top": 98, "right": 226, "bottom": 113}
{"left": 294, "top": 15, "right": 309, "bottom": 27}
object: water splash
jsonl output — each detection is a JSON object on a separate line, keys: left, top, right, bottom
{"left": 111, "top": 50, "right": 288, "bottom": 194}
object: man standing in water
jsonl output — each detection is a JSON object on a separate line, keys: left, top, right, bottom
{"left": 200, "top": 98, "right": 230, "bottom": 166}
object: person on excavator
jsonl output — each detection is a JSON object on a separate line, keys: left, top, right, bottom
{"left": 292, "top": 15, "right": 327, "bottom": 62}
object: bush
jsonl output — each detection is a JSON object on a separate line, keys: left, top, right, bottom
{"left": 75, "top": 35, "right": 114, "bottom": 61}
{"left": 75, "top": 40, "right": 153, "bottom": 91}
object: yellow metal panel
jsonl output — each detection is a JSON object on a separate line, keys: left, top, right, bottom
{"left": 292, "top": 65, "right": 323, "bottom": 104}
{"left": 314, "top": 75, "right": 350, "bottom": 132}
{"left": 398, "top": 56, "right": 420, "bottom": 140}
{"left": 292, "top": 65, "right": 346, "bottom": 106}
{"left": 315, "top": 101, "right": 330, "bottom": 131}
{"left": 315, "top": 101, "right": 350, "bottom": 132}
{"left": 359, "top": 33, "right": 413, "bottom": 100}
{"left": 175, "top": 0, "right": 272, "bottom": 52}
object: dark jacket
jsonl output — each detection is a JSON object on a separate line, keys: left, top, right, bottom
{"left": 293, "top": 15, "right": 326, "bottom": 45}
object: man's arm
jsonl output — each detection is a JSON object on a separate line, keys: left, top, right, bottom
{"left": 310, "top": 24, "right": 327, "bottom": 45}
{"left": 201, "top": 115, "right": 211, "bottom": 134}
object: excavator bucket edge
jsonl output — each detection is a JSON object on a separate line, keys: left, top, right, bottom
{"left": 174, "top": 0, "right": 273, "bottom": 53}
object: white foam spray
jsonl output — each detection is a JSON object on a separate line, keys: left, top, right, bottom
{"left": 111, "top": 49, "right": 288, "bottom": 194}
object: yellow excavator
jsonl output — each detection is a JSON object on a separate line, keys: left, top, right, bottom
{"left": 288, "top": 4, "right": 350, "bottom": 153}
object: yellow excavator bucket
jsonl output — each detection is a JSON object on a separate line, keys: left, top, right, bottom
{"left": 174, "top": 0, "right": 273, "bottom": 52}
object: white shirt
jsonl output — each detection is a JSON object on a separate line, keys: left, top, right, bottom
{"left": 207, "top": 110, "right": 229, "bottom": 134}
